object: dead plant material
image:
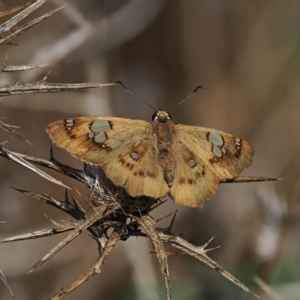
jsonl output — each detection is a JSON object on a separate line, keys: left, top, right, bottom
{"left": 0, "top": 145, "right": 271, "bottom": 299}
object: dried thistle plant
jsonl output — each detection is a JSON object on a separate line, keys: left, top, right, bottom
{"left": 0, "top": 144, "right": 277, "bottom": 300}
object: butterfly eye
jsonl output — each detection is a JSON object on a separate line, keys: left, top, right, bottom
{"left": 152, "top": 112, "right": 158, "bottom": 121}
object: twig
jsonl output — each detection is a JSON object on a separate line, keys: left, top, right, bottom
{"left": 0, "top": 4, "right": 65, "bottom": 46}
{"left": 134, "top": 214, "right": 172, "bottom": 300}
{"left": 0, "top": 81, "right": 117, "bottom": 97}
{"left": 50, "top": 230, "right": 119, "bottom": 300}
{"left": 0, "top": 120, "right": 32, "bottom": 145}
{"left": 2, "top": 64, "right": 47, "bottom": 72}
{"left": 0, "top": 3, "right": 31, "bottom": 18}
{"left": 159, "top": 231, "right": 260, "bottom": 298}
{"left": 0, "top": 146, "right": 70, "bottom": 189}
{"left": 0, "top": 270, "right": 14, "bottom": 298}
{"left": 28, "top": 205, "right": 118, "bottom": 273}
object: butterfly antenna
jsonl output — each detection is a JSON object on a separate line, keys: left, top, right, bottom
{"left": 168, "top": 85, "right": 203, "bottom": 112}
{"left": 116, "top": 81, "right": 156, "bottom": 111}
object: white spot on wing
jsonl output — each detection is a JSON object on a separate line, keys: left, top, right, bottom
{"left": 94, "top": 132, "right": 106, "bottom": 143}
{"left": 235, "top": 138, "right": 241, "bottom": 146}
{"left": 213, "top": 145, "right": 222, "bottom": 157}
{"left": 66, "top": 119, "right": 74, "bottom": 130}
{"left": 188, "top": 159, "right": 196, "bottom": 167}
{"left": 208, "top": 132, "right": 223, "bottom": 146}
{"left": 130, "top": 152, "right": 140, "bottom": 160}
{"left": 91, "top": 120, "right": 111, "bottom": 133}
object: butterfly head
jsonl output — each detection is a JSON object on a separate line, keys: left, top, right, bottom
{"left": 152, "top": 111, "right": 172, "bottom": 123}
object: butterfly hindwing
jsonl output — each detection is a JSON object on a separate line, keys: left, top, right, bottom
{"left": 169, "top": 141, "right": 219, "bottom": 208}
{"left": 103, "top": 135, "right": 169, "bottom": 199}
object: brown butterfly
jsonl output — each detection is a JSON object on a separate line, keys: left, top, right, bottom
{"left": 46, "top": 108, "right": 254, "bottom": 208}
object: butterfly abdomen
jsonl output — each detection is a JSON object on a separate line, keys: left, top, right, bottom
{"left": 154, "top": 120, "right": 177, "bottom": 187}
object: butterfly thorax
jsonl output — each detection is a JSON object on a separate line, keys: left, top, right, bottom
{"left": 152, "top": 111, "right": 176, "bottom": 187}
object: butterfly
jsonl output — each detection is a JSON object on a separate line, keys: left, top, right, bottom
{"left": 46, "top": 110, "right": 254, "bottom": 208}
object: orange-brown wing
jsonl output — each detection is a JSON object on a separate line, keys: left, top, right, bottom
{"left": 46, "top": 117, "right": 169, "bottom": 198}
{"left": 169, "top": 124, "right": 254, "bottom": 207}
{"left": 169, "top": 140, "right": 219, "bottom": 208}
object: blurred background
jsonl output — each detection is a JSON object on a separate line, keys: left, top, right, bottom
{"left": 0, "top": 0, "right": 299, "bottom": 299}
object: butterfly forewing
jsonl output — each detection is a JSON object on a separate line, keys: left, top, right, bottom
{"left": 47, "top": 117, "right": 147, "bottom": 163}
{"left": 176, "top": 124, "right": 254, "bottom": 178}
